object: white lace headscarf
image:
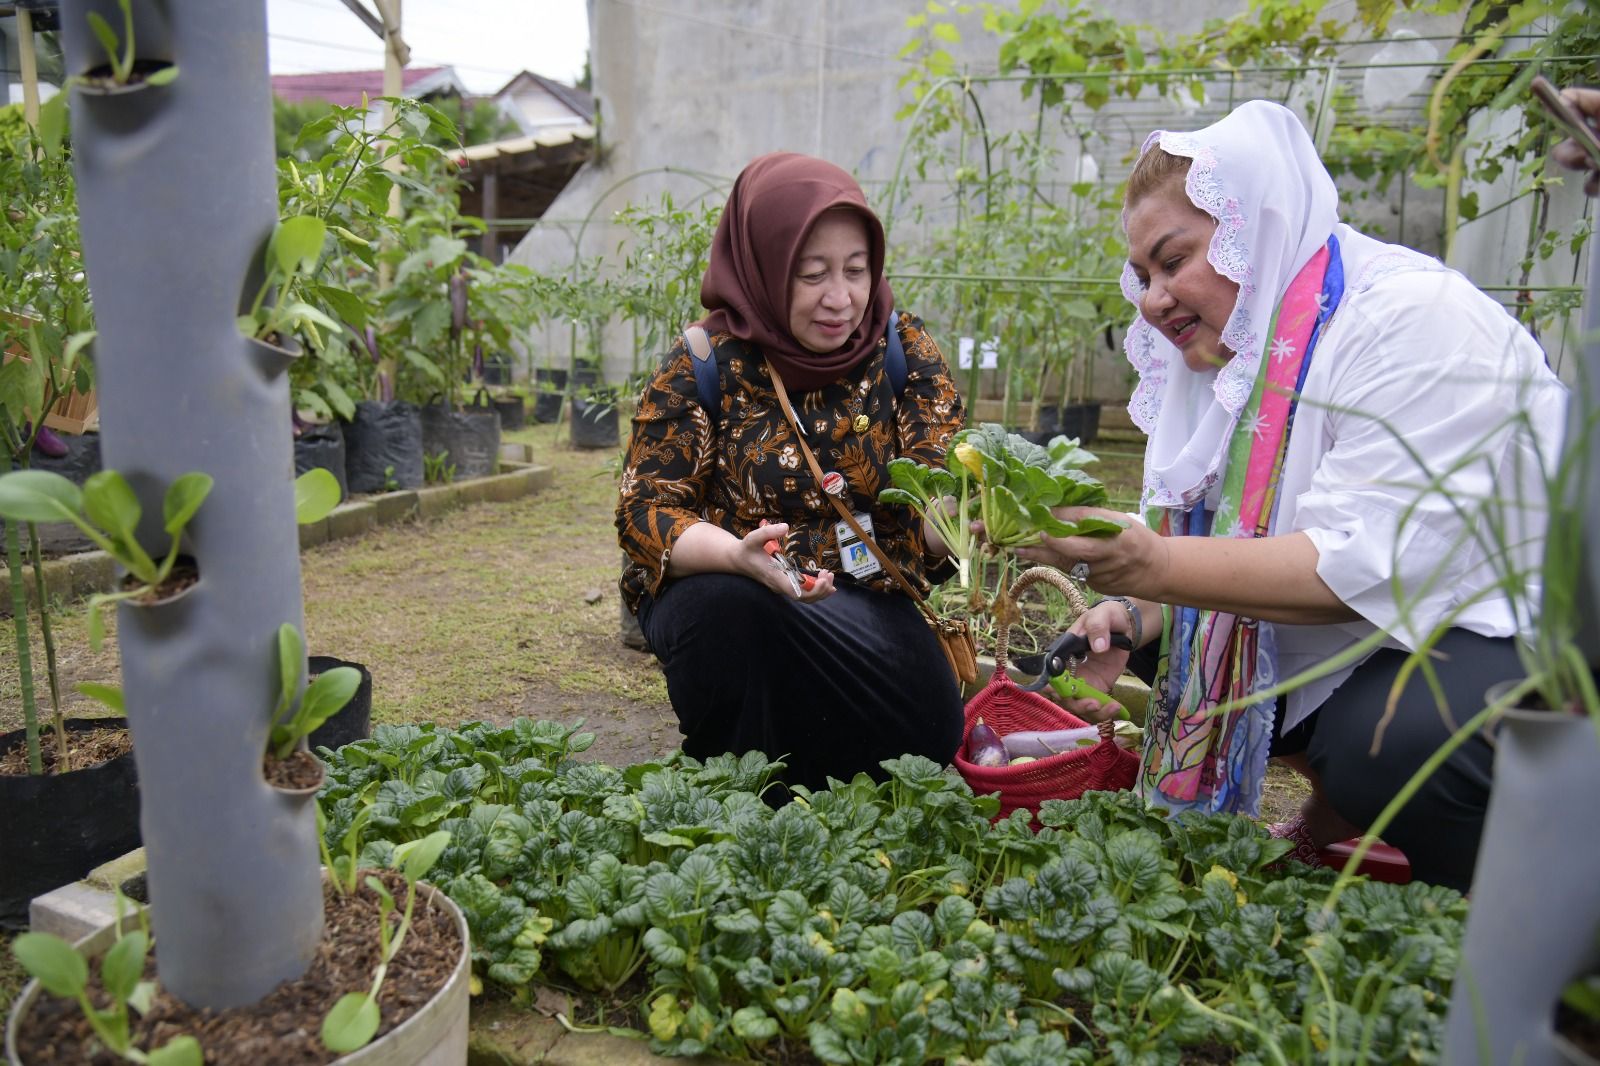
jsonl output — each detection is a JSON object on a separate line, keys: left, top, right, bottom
{"left": 1121, "top": 99, "right": 1436, "bottom": 511}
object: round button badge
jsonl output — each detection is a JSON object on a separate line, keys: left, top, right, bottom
{"left": 821, "top": 471, "right": 846, "bottom": 497}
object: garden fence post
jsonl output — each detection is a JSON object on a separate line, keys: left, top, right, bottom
{"left": 57, "top": 0, "right": 322, "bottom": 1008}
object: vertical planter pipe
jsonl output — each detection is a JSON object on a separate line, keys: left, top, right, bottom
{"left": 59, "top": 0, "right": 322, "bottom": 1008}
{"left": 1441, "top": 708, "right": 1600, "bottom": 1065}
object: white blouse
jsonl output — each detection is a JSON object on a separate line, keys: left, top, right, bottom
{"left": 1229, "top": 267, "right": 1565, "bottom": 731}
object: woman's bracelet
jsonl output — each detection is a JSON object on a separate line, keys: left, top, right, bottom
{"left": 1104, "top": 595, "right": 1142, "bottom": 650}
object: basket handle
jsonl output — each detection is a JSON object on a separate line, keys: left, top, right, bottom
{"left": 993, "top": 566, "right": 1089, "bottom": 674}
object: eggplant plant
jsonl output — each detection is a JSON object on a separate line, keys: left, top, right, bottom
{"left": 0, "top": 111, "right": 97, "bottom": 775}
{"left": 274, "top": 97, "right": 457, "bottom": 420}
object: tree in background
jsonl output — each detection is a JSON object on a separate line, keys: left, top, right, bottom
{"left": 273, "top": 93, "right": 518, "bottom": 158}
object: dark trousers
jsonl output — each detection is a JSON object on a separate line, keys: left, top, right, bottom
{"left": 638, "top": 573, "right": 965, "bottom": 794}
{"left": 1131, "top": 629, "right": 1518, "bottom": 891}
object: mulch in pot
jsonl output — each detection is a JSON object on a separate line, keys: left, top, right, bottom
{"left": 0, "top": 724, "right": 130, "bottom": 777}
{"left": 263, "top": 749, "right": 325, "bottom": 791}
{"left": 13, "top": 869, "right": 461, "bottom": 1066}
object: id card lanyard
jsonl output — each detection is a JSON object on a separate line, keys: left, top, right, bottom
{"left": 767, "top": 365, "right": 947, "bottom": 617}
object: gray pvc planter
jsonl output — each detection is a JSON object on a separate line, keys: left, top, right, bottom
{"left": 1442, "top": 702, "right": 1600, "bottom": 1066}
{"left": 5, "top": 882, "right": 472, "bottom": 1066}
{"left": 59, "top": 0, "right": 321, "bottom": 1008}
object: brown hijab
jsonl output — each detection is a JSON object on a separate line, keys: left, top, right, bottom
{"left": 699, "top": 152, "right": 894, "bottom": 392}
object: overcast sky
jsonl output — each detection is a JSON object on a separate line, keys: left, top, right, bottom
{"left": 266, "top": 0, "right": 590, "bottom": 93}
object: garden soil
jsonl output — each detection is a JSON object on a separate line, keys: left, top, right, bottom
{"left": 11, "top": 870, "right": 458, "bottom": 1066}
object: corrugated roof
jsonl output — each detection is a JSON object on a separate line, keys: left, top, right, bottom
{"left": 270, "top": 65, "right": 451, "bottom": 107}
{"left": 453, "top": 123, "right": 595, "bottom": 164}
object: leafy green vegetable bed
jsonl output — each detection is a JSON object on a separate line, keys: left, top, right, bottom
{"left": 319, "top": 720, "right": 1464, "bottom": 1065}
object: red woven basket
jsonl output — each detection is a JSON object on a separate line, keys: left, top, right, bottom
{"left": 952, "top": 568, "right": 1140, "bottom": 820}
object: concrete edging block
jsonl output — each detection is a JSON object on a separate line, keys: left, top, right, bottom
{"left": 498, "top": 441, "right": 534, "bottom": 464}
{"left": 416, "top": 484, "right": 463, "bottom": 520}
{"left": 28, "top": 881, "right": 122, "bottom": 942}
{"left": 298, "top": 517, "right": 330, "bottom": 550}
{"left": 374, "top": 489, "right": 421, "bottom": 526}
{"left": 454, "top": 478, "right": 492, "bottom": 505}
{"left": 326, "top": 500, "right": 379, "bottom": 542}
{"left": 1, "top": 465, "right": 555, "bottom": 614}
{"left": 85, "top": 847, "right": 147, "bottom": 893}
{"left": 481, "top": 469, "right": 534, "bottom": 503}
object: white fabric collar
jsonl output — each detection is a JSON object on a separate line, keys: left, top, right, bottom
{"left": 1121, "top": 100, "right": 1441, "bottom": 512}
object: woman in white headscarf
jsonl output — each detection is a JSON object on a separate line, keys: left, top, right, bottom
{"left": 1019, "top": 100, "right": 1564, "bottom": 890}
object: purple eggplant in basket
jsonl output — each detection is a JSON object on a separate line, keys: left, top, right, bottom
{"left": 966, "top": 717, "right": 1008, "bottom": 767}
{"left": 1001, "top": 725, "right": 1103, "bottom": 759}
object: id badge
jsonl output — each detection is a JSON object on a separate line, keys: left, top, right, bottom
{"left": 834, "top": 512, "right": 883, "bottom": 580}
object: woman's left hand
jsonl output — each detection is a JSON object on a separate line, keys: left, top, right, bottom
{"left": 1015, "top": 506, "right": 1170, "bottom": 600}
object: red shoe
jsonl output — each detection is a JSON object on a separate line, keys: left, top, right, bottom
{"left": 1318, "top": 839, "right": 1412, "bottom": 884}
{"left": 1266, "top": 817, "right": 1413, "bottom": 884}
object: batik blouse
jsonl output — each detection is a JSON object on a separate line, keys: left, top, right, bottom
{"left": 616, "top": 311, "right": 964, "bottom": 616}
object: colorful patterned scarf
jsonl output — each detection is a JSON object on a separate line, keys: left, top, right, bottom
{"left": 1139, "top": 236, "right": 1345, "bottom": 816}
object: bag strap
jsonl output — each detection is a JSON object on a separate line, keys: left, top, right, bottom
{"left": 767, "top": 362, "right": 940, "bottom": 627}
{"left": 689, "top": 311, "right": 906, "bottom": 428}
{"left": 684, "top": 325, "right": 721, "bottom": 423}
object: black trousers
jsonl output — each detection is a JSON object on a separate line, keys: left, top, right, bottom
{"left": 637, "top": 573, "right": 965, "bottom": 794}
{"left": 1130, "top": 628, "right": 1519, "bottom": 891}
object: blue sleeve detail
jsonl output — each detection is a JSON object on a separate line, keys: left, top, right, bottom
{"left": 885, "top": 310, "right": 907, "bottom": 397}
{"left": 690, "top": 333, "right": 722, "bottom": 425}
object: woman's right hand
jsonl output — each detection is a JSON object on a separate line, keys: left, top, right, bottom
{"left": 1059, "top": 600, "right": 1135, "bottom": 722}
{"left": 738, "top": 523, "right": 836, "bottom": 602}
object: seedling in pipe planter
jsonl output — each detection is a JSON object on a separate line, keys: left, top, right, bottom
{"left": 84, "top": 0, "right": 178, "bottom": 89}
{"left": 319, "top": 829, "right": 452, "bottom": 1054}
{"left": 0, "top": 467, "right": 210, "bottom": 648}
{"left": 268, "top": 623, "right": 360, "bottom": 762}
{"left": 317, "top": 802, "right": 377, "bottom": 898}
{"left": 36, "top": 0, "right": 179, "bottom": 153}
{"left": 11, "top": 892, "right": 202, "bottom": 1065}
{"left": 239, "top": 215, "right": 343, "bottom": 351}
{"left": 64, "top": 467, "right": 346, "bottom": 721}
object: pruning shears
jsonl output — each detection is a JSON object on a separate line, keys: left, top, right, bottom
{"left": 1014, "top": 630, "right": 1134, "bottom": 720}
{"left": 759, "top": 520, "right": 818, "bottom": 597}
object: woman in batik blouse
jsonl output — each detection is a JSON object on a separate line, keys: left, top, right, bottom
{"left": 615, "top": 152, "right": 965, "bottom": 793}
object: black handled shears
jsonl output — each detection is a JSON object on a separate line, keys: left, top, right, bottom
{"left": 1013, "top": 631, "right": 1134, "bottom": 715}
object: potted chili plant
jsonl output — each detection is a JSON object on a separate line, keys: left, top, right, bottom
{"left": 0, "top": 110, "right": 140, "bottom": 929}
